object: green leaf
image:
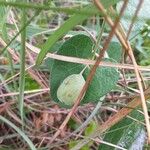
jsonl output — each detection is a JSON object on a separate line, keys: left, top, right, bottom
{"left": 25, "top": 74, "right": 40, "bottom": 90}
{"left": 49, "top": 34, "right": 93, "bottom": 107}
{"left": 57, "top": 74, "right": 85, "bottom": 106}
{"left": 84, "top": 121, "right": 97, "bottom": 136}
{"left": 107, "top": 42, "right": 122, "bottom": 62}
{"left": 98, "top": 110, "right": 145, "bottom": 150}
{"left": 49, "top": 34, "right": 119, "bottom": 107}
{"left": 36, "top": 0, "right": 121, "bottom": 65}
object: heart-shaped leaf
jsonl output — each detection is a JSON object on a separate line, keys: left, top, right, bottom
{"left": 48, "top": 34, "right": 119, "bottom": 107}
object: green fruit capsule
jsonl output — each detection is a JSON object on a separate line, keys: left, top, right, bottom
{"left": 57, "top": 74, "right": 85, "bottom": 106}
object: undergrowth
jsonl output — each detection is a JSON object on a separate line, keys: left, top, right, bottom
{"left": 0, "top": 0, "right": 150, "bottom": 150}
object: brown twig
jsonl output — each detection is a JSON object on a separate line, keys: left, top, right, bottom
{"left": 25, "top": 41, "right": 150, "bottom": 71}
{"left": 0, "top": 88, "right": 49, "bottom": 98}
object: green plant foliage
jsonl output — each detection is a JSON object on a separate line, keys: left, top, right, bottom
{"left": 82, "top": 65, "right": 119, "bottom": 104}
{"left": 68, "top": 119, "right": 79, "bottom": 130}
{"left": 48, "top": 34, "right": 119, "bottom": 107}
{"left": 84, "top": 121, "right": 97, "bottom": 136}
{"left": 36, "top": 4, "right": 94, "bottom": 66}
{"left": 19, "top": 6, "right": 26, "bottom": 123}
{"left": 98, "top": 109, "right": 145, "bottom": 150}
{"left": 107, "top": 41, "right": 122, "bottom": 62}
{"left": 24, "top": 75, "right": 40, "bottom": 90}
{"left": 134, "top": 26, "right": 150, "bottom": 66}
{"left": 0, "top": 146, "right": 12, "bottom": 150}
{"left": 69, "top": 121, "right": 97, "bottom": 150}
{"left": 36, "top": 0, "right": 121, "bottom": 65}
{"left": 49, "top": 34, "right": 93, "bottom": 107}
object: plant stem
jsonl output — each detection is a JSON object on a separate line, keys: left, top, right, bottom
{"left": 18, "top": 6, "right": 26, "bottom": 124}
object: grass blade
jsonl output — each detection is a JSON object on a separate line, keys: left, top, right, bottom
{"left": 0, "top": 115, "right": 36, "bottom": 150}
{"left": 18, "top": 6, "right": 26, "bottom": 123}
{"left": 36, "top": 0, "right": 121, "bottom": 65}
{"left": 35, "top": 4, "right": 94, "bottom": 66}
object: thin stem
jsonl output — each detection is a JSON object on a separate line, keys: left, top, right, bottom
{"left": 18, "top": 6, "right": 26, "bottom": 124}
{"left": 79, "top": 65, "right": 88, "bottom": 75}
{"left": 92, "top": 19, "right": 105, "bottom": 55}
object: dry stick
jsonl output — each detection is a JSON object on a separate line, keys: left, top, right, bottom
{"left": 48, "top": 0, "right": 128, "bottom": 144}
{"left": 95, "top": 0, "right": 150, "bottom": 143}
{"left": 0, "top": 88, "right": 49, "bottom": 98}
{"left": 25, "top": 42, "right": 150, "bottom": 71}
{"left": 10, "top": 36, "right": 148, "bottom": 72}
